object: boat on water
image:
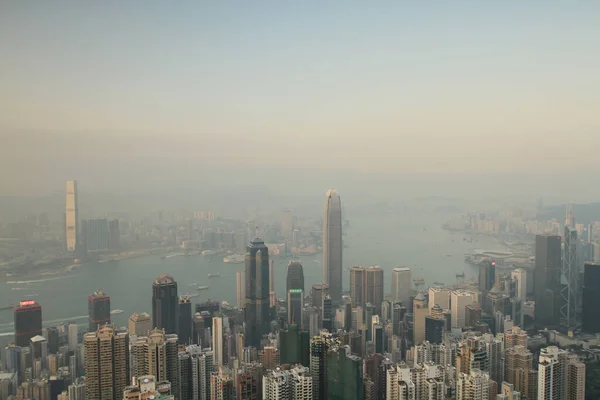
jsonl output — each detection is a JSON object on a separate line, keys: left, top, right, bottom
{"left": 208, "top": 273, "right": 220, "bottom": 278}
{"left": 202, "top": 250, "right": 218, "bottom": 256}
{"left": 182, "top": 293, "right": 201, "bottom": 298}
{"left": 223, "top": 254, "right": 245, "bottom": 264}
{"left": 110, "top": 309, "right": 124, "bottom": 315}
{"left": 197, "top": 286, "right": 209, "bottom": 290}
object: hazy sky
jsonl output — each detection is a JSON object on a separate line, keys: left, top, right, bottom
{"left": 1, "top": 2, "right": 600, "bottom": 198}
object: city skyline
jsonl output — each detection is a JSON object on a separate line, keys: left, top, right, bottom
{"left": 1, "top": 2, "right": 599, "bottom": 397}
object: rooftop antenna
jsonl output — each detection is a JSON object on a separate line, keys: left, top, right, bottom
{"left": 255, "top": 225, "right": 259, "bottom": 239}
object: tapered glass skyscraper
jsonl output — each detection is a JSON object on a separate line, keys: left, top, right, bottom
{"left": 322, "top": 190, "right": 342, "bottom": 305}
{"left": 244, "top": 237, "right": 270, "bottom": 348}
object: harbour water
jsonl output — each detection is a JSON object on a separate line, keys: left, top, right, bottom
{"left": 0, "top": 207, "right": 502, "bottom": 346}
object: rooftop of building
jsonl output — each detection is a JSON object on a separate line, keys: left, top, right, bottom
{"left": 155, "top": 273, "right": 175, "bottom": 285}
{"left": 393, "top": 267, "right": 411, "bottom": 272}
{"left": 30, "top": 335, "right": 46, "bottom": 343}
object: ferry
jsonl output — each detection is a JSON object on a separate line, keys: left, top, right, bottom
{"left": 110, "top": 309, "right": 124, "bottom": 315}
{"left": 202, "top": 250, "right": 217, "bottom": 256}
{"left": 197, "top": 286, "right": 209, "bottom": 291}
{"left": 208, "top": 273, "right": 220, "bottom": 278}
{"left": 223, "top": 254, "right": 245, "bottom": 264}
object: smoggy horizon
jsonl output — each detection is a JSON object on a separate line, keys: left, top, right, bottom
{"left": 2, "top": 2, "right": 600, "bottom": 201}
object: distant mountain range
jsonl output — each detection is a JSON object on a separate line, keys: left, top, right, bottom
{"left": 538, "top": 202, "right": 600, "bottom": 225}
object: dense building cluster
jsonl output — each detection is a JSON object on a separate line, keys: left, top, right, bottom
{"left": 0, "top": 187, "right": 596, "bottom": 399}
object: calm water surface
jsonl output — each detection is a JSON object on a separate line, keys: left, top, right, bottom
{"left": 0, "top": 208, "right": 502, "bottom": 346}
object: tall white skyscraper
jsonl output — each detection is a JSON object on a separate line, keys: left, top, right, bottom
{"left": 236, "top": 271, "right": 245, "bottom": 309}
{"left": 511, "top": 269, "right": 527, "bottom": 300}
{"left": 68, "top": 324, "right": 78, "bottom": 352}
{"left": 322, "top": 190, "right": 342, "bottom": 305}
{"left": 212, "top": 316, "right": 223, "bottom": 366}
{"left": 538, "top": 346, "right": 585, "bottom": 400}
{"left": 428, "top": 287, "right": 450, "bottom": 311}
{"left": 391, "top": 267, "right": 412, "bottom": 305}
{"left": 451, "top": 290, "right": 478, "bottom": 328}
{"left": 65, "top": 180, "right": 79, "bottom": 252}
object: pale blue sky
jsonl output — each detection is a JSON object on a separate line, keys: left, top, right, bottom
{"left": 1, "top": 2, "right": 600, "bottom": 196}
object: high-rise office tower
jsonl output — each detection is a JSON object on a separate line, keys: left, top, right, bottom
{"left": 349, "top": 267, "right": 365, "bottom": 307}
{"left": 286, "top": 261, "right": 305, "bottom": 293}
{"left": 178, "top": 296, "right": 192, "bottom": 345}
{"left": 310, "top": 335, "right": 330, "bottom": 400}
{"left": 83, "top": 325, "right": 129, "bottom": 400}
{"left": 456, "top": 369, "right": 490, "bottom": 400}
{"left": 152, "top": 273, "right": 178, "bottom": 334}
{"left": 65, "top": 180, "right": 79, "bottom": 252}
{"left": 534, "top": 234, "right": 562, "bottom": 327}
{"left": 451, "top": 290, "right": 478, "bottom": 328}
{"left": 425, "top": 316, "right": 445, "bottom": 344}
{"left": 391, "top": 267, "right": 412, "bottom": 306}
{"left": 428, "top": 287, "right": 451, "bottom": 312}
{"left": 187, "top": 218, "right": 194, "bottom": 240}
{"left": 88, "top": 291, "right": 110, "bottom": 332}
{"left": 561, "top": 226, "right": 578, "bottom": 327}
{"left": 82, "top": 218, "right": 110, "bottom": 253}
{"left": 322, "top": 189, "right": 342, "bottom": 305}
{"left": 244, "top": 237, "right": 270, "bottom": 348}
{"left": 511, "top": 269, "right": 527, "bottom": 300}
{"left": 236, "top": 271, "right": 246, "bottom": 309}
{"left": 478, "top": 261, "right": 496, "bottom": 295}
{"left": 279, "top": 324, "right": 310, "bottom": 367}
{"left": 412, "top": 292, "right": 428, "bottom": 345}
{"left": 326, "top": 345, "right": 363, "bottom": 400}
{"left": 582, "top": 262, "right": 600, "bottom": 333}
{"left": 287, "top": 289, "right": 304, "bottom": 328}
{"left": 128, "top": 312, "right": 152, "bottom": 336}
{"left": 465, "top": 304, "right": 482, "bottom": 328}
{"left": 14, "top": 300, "right": 42, "bottom": 347}
{"left": 46, "top": 326, "right": 60, "bottom": 354}
{"left": 212, "top": 316, "right": 223, "bottom": 366}
{"left": 365, "top": 266, "right": 384, "bottom": 315}
{"left": 108, "top": 219, "right": 120, "bottom": 250}
{"left": 67, "top": 324, "right": 78, "bottom": 352}
{"left": 311, "top": 284, "right": 328, "bottom": 308}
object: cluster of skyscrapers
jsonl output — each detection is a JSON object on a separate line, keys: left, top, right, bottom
{"left": 0, "top": 188, "right": 594, "bottom": 399}
{"left": 64, "top": 180, "right": 120, "bottom": 256}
